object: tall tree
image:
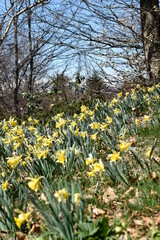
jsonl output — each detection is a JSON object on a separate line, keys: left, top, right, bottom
{"left": 140, "top": 0, "right": 160, "bottom": 83}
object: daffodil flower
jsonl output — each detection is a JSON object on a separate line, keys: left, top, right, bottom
{"left": 74, "top": 193, "right": 81, "bottom": 205}
{"left": 85, "top": 154, "right": 96, "bottom": 165}
{"left": 54, "top": 188, "right": 71, "bottom": 202}
{"left": 1, "top": 181, "right": 8, "bottom": 191}
{"left": 27, "top": 177, "right": 42, "bottom": 192}
{"left": 14, "top": 211, "right": 31, "bottom": 228}
{"left": 109, "top": 151, "right": 121, "bottom": 162}
{"left": 7, "top": 155, "right": 22, "bottom": 169}
{"left": 56, "top": 149, "right": 66, "bottom": 165}
{"left": 119, "top": 141, "right": 131, "bottom": 152}
{"left": 145, "top": 148, "right": 151, "bottom": 158}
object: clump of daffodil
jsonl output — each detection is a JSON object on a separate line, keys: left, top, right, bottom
{"left": 56, "top": 149, "right": 67, "bottom": 165}
{"left": 119, "top": 141, "right": 131, "bottom": 152}
{"left": 85, "top": 154, "right": 96, "bottom": 165}
{"left": 27, "top": 176, "right": 42, "bottom": 192}
{"left": 54, "top": 188, "right": 71, "bottom": 202}
{"left": 7, "top": 155, "right": 22, "bottom": 169}
{"left": 14, "top": 210, "right": 31, "bottom": 228}
{"left": 1, "top": 181, "right": 9, "bottom": 191}
{"left": 109, "top": 151, "right": 121, "bottom": 162}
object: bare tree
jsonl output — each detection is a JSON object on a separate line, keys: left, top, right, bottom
{"left": 0, "top": 0, "right": 47, "bottom": 46}
{"left": 140, "top": 0, "right": 160, "bottom": 83}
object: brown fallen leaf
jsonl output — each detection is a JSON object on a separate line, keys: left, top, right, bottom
{"left": 133, "top": 219, "right": 143, "bottom": 226}
{"left": 141, "top": 216, "right": 152, "bottom": 228}
{"left": 92, "top": 207, "right": 105, "bottom": 216}
{"left": 121, "top": 187, "right": 134, "bottom": 199}
{"left": 103, "top": 186, "right": 117, "bottom": 203}
{"left": 128, "top": 198, "right": 136, "bottom": 205}
{"left": 29, "top": 224, "right": 41, "bottom": 235}
{"left": 151, "top": 172, "right": 158, "bottom": 180}
{"left": 16, "top": 232, "right": 26, "bottom": 240}
{"left": 135, "top": 188, "right": 139, "bottom": 198}
{"left": 154, "top": 214, "right": 160, "bottom": 225}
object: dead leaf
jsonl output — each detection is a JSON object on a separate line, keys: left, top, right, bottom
{"left": 16, "top": 232, "right": 25, "bottom": 240}
{"left": 135, "top": 188, "right": 139, "bottom": 198}
{"left": 103, "top": 186, "right": 117, "bottom": 203}
{"left": 122, "top": 187, "right": 134, "bottom": 198}
{"left": 29, "top": 224, "right": 41, "bottom": 235}
{"left": 133, "top": 219, "right": 143, "bottom": 226}
{"left": 141, "top": 216, "right": 152, "bottom": 228}
{"left": 92, "top": 207, "right": 105, "bottom": 218}
{"left": 151, "top": 172, "right": 158, "bottom": 180}
{"left": 128, "top": 198, "right": 136, "bottom": 205}
{"left": 154, "top": 214, "right": 160, "bottom": 225}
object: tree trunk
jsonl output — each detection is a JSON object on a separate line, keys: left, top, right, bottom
{"left": 27, "top": 0, "right": 34, "bottom": 93}
{"left": 140, "top": 0, "right": 160, "bottom": 83}
{"left": 13, "top": 5, "right": 19, "bottom": 116}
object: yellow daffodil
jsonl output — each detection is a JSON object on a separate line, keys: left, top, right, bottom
{"left": 81, "top": 105, "right": 88, "bottom": 113}
{"left": 37, "top": 149, "right": 48, "bottom": 160}
{"left": 117, "top": 92, "right": 122, "bottom": 98}
{"left": 14, "top": 211, "right": 31, "bottom": 228}
{"left": 93, "top": 160, "right": 104, "bottom": 172}
{"left": 56, "top": 118, "right": 66, "bottom": 129}
{"left": 74, "top": 193, "right": 81, "bottom": 205}
{"left": 87, "top": 170, "right": 96, "bottom": 178}
{"left": 114, "top": 108, "right": 120, "bottom": 115}
{"left": 105, "top": 116, "right": 112, "bottom": 124}
{"left": 8, "top": 118, "right": 17, "bottom": 127}
{"left": 75, "top": 128, "right": 79, "bottom": 137}
{"left": 7, "top": 155, "right": 22, "bottom": 169}
{"left": 56, "top": 149, "right": 66, "bottom": 165}
{"left": 85, "top": 154, "right": 96, "bottom": 165}
{"left": 1, "top": 181, "right": 8, "bottom": 191}
{"left": 143, "top": 115, "right": 150, "bottom": 122}
{"left": 78, "top": 113, "right": 85, "bottom": 122}
{"left": 90, "top": 122, "right": 100, "bottom": 130}
{"left": 27, "top": 177, "right": 41, "bottom": 192}
{"left": 74, "top": 113, "right": 78, "bottom": 118}
{"left": 54, "top": 112, "right": 64, "bottom": 121}
{"left": 145, "top": 148, "right": 151, "bottom": 158}
{"left": 109, "top": 151, "right": 121, "bottom": 162}
{"left": 54, "top": 188, "right": 71, "bottom": 202}
{"left": 119, "top": 141, "right": 131, "bottom": 152}
{"left": 100, "top": 123, "right": 108, "bottom": 131}
{"left": 81, "top": 131, "right": 86, "bottom": 138}
{"left": 95, "top": 103, "right": 99, "bottom": 110}
{"left": 91, "top": 132, "right": 98, "bottom": 140}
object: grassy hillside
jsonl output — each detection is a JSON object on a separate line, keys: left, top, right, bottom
{"left": 0, "top": 83, "right": 160, "bottom": 240}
